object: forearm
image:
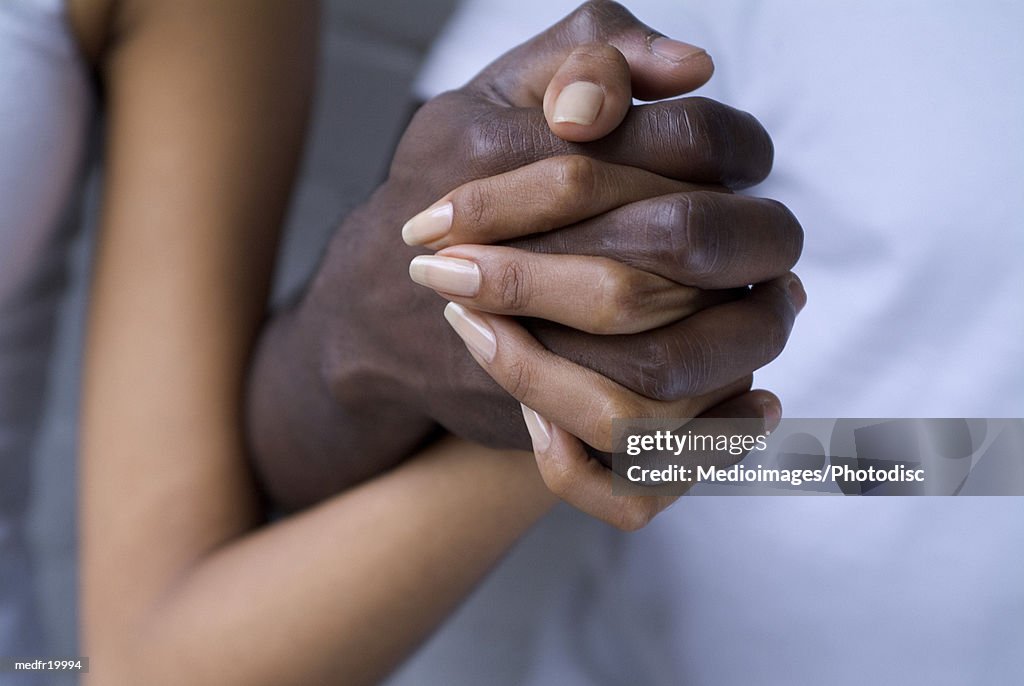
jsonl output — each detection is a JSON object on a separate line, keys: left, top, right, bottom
{"left": 109, "top": 438, "right": 555, "bottom": 686}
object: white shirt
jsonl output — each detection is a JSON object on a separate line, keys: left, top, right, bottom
{"left": 391, "top": 2, "right": 1024, "bottom": 684}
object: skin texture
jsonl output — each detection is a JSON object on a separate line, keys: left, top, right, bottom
{"left": 75, "top": 1, "right": 560, "bottom": 684}
{"left": 247, "top": 0, "right": 804, "bottom": 511}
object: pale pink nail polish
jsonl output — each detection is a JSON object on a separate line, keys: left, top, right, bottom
{"left": 402, "top": 202, "right": 453, "bottom": 246}
{"left": 444, "top": 302, "right": 497, "bottom": 363}
{"left": 521, "top": 403, "right": 552, "bottom": 452}
{"left": 409, "top": 256, "right": 481, "bottom": 297}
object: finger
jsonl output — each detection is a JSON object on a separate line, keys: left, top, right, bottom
{"left": 532, "top": 273, "right": 807, "bottom": 400}
{"left": 510, "top": 191, "right": 804, "bottom": 288}
{"left": 458, "top": 98, "right": 773, "bottom": 190}
{"left": 702, "top": 389, "right": 782, "bottom": 432}
{"left": 401, "top": 156, "right": 695, "bottom": 248}
{"left": 542, "top": 43, "right": 632, "bottom": 142}
{"left": 522, "top": 403, "right": 678, "bottom": 531}
{"left": 410, "top": 246, "right": 734, "bottom": 334}
{"left": 469, "top": 0, "right": 713, "bottom": 107}
{"left": 441, "top": 302, "right": 749, "bottom": 452}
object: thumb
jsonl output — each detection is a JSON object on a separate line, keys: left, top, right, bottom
{"left": 467, "top": 1, "right": 714, "bottom": 141}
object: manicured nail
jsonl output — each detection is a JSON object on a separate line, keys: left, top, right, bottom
{"left": 409, "top": 256, "right": 480, "bottom": 297}
{"left": 762, "top": 401, "right": 782, "bottom": 434}
{"left": 651, "top": 37, "right": 706, "bottom": 64}
{"left": 444, "top": 302, "right": 497, "bottom": 363}
{"left": 402, "top": 202, "right": 452, "bottom": 246}
{"left": 787, "top": 275, "right": 807, "bottom": 313}
{"left": 552, "top": 81, "right": 604, "bottom": 126}
{"left": 521, "top": 403, "right": 552, "bottom": 452}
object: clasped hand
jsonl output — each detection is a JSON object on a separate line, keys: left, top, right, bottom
{"left": 250, "top": 1, "right": 805, "bottom": 528}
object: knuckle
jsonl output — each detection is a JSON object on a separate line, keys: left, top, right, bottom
{"left": 677, "top": 97, "right": 730, "bottom": 179}
{"left": 461, "top": 115, "right": 518, "bottom": 177}
{"left": 613, "top": 504, "right": 657, "bottom": 532}
{"left": 496, "top": 259, "right": 531, "bottom": 312}
{"left": 614, "top": 199, "right": 675, "bottom": 274}
{"left": 503, "top": 355, "right": 535, "bottom": 400}
{"left": 637, "top": 194, "right": 700, "bottom": 283}
{"left": 634, "top": 330, "right": 714, "bottom": 400}
{"left": 458, "top": 181, "right": 491, "bottom": 231}
{"left": 592, "top": 392, "right": 642, "bottom": 452}
{"left": 675, "top": 192, "right": 730, "bottom": 281}
{"left": 461, "top": 110, "right": 558, "bottom": 179}
{"left": 630, "top": 337, "right": 674, "bottom": 401}
{"left": 550, "top": 155, "right": 598, "bottom": 213}
{"left": 674, "top": 99, "right": 773, "bottom": 188}
{"left": 594, "top": 267, "right": 646, "bottom": 334}
{"left": 673, "top": 330, "right": 718, "bottom": 396}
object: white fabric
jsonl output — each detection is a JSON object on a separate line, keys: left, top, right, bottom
{"left": 0, "top": 0, "right": 92, "bottom": 673}
{"left": 393, "top": 2, "right": 1024, "bottom": 684}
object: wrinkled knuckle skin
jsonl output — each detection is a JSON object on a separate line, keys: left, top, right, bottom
{"left": 673, "top": 99, "right": 774, "bottom": 189}
{"left": 461, "top": 115, "right": 513, "bottom": 178}
{"left": 673, "top": 330, "right": 719, "bottom": 397}
{"left": 460, "top": 182, "right": 490, "bottom": 232}
{"left": 497, "top": 260, "right": 531, "bottom": 312}
{"left": 657, "top": 194, "right": 696, "bottom": 282}
{"left": 635, "top": 338, "right": 683, "bottom": 401}
{"left": 596, "top": 268, "right": 645, "bottom": 334}
{"left": 633, "top": 331, "right": 714, "bottom": 400}
{"left": 594, "top": 393, "right": 640, "bottom": 452}
{"left": 600, "top": 200, "right": 673, "bottom": 277}
{"left": 675, "top": 192, "right": 731, "bottom": 282}
{"left": 503, "top": 355, "right": 534, "bottom": 400}
{"left": 462, "top": 110, "right": 560, "bottom": 180}
{"left": 551, "top": 155, "right": 598, "bottom": 214}
{"left": 678, "top": 97, "right": 731, "bottom": 183}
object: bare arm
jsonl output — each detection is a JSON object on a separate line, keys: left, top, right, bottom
{"left": 78, "top": 1, "right": 553, "bottom": 683}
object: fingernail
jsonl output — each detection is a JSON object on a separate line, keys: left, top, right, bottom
{"left": 521, "top": 403, "right": 552, "bottom": 452}
{"left": 762, "top": 401, "right": 782, "bottom": 434}
{"left": 651, "top": 37, "right": 706, "bottom": 64}
{"left": 552, "top": 81, "right": 604, "bottom": 126}
{"left": 409, "top": 256, "right": 480, "bottom": 297}
{"left": 787, "top": 275, "right": 807, "bottom": 313}
{"left": 444, "top": 302, "right": 497, "bottom": 363}
{"left": 402, "top": 202, "right": 453, "bottom": 246}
